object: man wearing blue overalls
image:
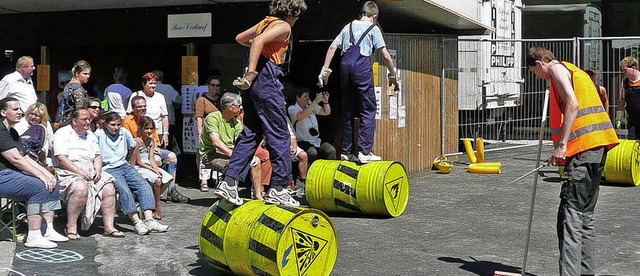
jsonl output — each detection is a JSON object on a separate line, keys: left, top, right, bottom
{"left": 318, "top": 1, "right": 398, "bottom": 164}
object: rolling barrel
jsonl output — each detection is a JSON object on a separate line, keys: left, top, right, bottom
{"left": 306, "top": 160, "right": 410, "bottom": 217}
{"left": 603, "top": 139, "right": 640, "bottom": 185}
{"left": 199, "top": 199, "right": 338, "bottom": 275}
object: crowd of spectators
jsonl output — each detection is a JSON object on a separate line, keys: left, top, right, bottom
{"left": 0, "top": 54, "right": 344, "bottom": 248}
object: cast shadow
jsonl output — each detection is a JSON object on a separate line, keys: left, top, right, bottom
{"left": 437, "top": 256, "right": 537, "bottom": 276}
{"left": 187, "top": 245, "right": 234, "bottom": 276}
{"left": 188, "top": 197, "right": 219, "bottom": 207}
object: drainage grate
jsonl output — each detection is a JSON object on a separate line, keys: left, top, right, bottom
{"left": 16, "top": 249, "right": 84, "bottom": 263}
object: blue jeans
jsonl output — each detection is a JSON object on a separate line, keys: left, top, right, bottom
{"left": 0, "top": 169, "right": 61, "bottom": 215}
{"left": 105, "top": 164, "right": 155, "bottom": 215}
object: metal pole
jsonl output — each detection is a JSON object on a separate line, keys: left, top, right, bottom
{"left": 440, "top": 37, "right": 446, "bottom": 156}
{"left": 521, "top": 89, "right": 549, "bottom": 275}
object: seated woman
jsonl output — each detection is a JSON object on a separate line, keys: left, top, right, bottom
{"left": 13, "top": 102, "right": 55, "bottom": 166}
{"left": 130, "top": 116, "right": 173, "bottom": 220}
{"left": 53, "top": 108, "right": 122, "bottom": 239}
{"left": 0, "top": 97, "right": 67, "bottom": 248}
{"left": 85, "top": 97, "right": 103, "bottom": 131}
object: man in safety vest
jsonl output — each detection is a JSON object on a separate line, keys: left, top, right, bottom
{"left": 526, "top": 46, "right": 619, "bottom": 276}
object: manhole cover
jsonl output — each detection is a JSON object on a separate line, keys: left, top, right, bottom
{"left": 16, "top": 249, "right": 84, "bottom": 263}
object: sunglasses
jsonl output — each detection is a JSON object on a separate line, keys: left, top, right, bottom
{"left": 88, "top": 105, "right": 100, "bottom": 109}
{"left": 209, "top": 83, "right": 220, "bottom": 87}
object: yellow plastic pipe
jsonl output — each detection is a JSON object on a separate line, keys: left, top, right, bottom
{"left": 468, "top": 162, "right": 501, "bottom": 174}
{"left": 463, "top": 138, "right": 477, "bottom": 164}
{"left": 475, "top": 138, "right": 485, "bottom": 163}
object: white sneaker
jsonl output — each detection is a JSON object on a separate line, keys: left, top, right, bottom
{"left": 25, "top": 237, "right": 58, "bottom": 249}
{"left": 358, "top": 152, "right": 382, "bottom": 163}
{"left": 214, "top": 178, "right": 244, "bottom": 206}
{"left": 134, "top": 220, "right": 150, "bottom": 236}
{"left": 45, "top": 230, "right": 70, "bottom": 242}
{"left": 264, "top": 188, "right": 300, "bottom": 207}
{"left": 144, "top": 219, "right": 169, "bottom": 233}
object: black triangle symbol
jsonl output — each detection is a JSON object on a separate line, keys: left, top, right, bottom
{"left": 291, "top": 227, "right": 329, "bottom": 275}
{"left": 385, "top": 176, "right": 404, "bottom": 212}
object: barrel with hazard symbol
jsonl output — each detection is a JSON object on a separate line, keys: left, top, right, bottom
{"left": 199, "top": 199, "right": 338, "bottom": 275}
{"left": 604, "top": 139, "right": 640, "bottom": 185}
{"left": 306, "top": 160, "right": 410, "bottom": 217}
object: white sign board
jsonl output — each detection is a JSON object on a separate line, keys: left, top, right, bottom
{"left": 168, "top": 13, "right": 212, "bottom": 38}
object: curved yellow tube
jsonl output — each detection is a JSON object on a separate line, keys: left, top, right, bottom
{"left": 463, "top": 138, "right": 477, "bottom": 164}
{"left": 468, "top": 162, "right": 501, "bottom": 174}
{"left": 475, "top": 138, "right": 485, "bottom": 163}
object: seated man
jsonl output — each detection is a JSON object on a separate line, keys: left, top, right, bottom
{"left": 53, "top": 109, "right": 121, "bottom": 238}
{"left": 288, "top": 87, "right": 336, "bottom": 164}
{"left": 0, "top": 97, "right": 68, "bottom": 248}
{"left": 200, "top": 93, "right": 268, "bottom": 200}
{"left": 95, "top": 112, "right": 169, "bottom": 236}
{"left": 123, "top": 95, "right": 188, "bottom": 203}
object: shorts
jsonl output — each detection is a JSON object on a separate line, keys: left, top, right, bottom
{"left": 135, "top": 166, "right": 174, "bottom": 185}
{"left": 291, "top": 146, "right": 304, "bottom": 162}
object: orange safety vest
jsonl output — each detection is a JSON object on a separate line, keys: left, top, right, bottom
{"left": 256, "top": 16, "right": 289, "bottom": 64}
{"left": 549, "top": 61, "right": 619, "bottom": 157}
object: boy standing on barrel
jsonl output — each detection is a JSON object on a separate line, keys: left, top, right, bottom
{"left": 318, "top": 1, "right": 398, "bottom": 164}
{"left": 526, "top": 46, "right": 618, "bottom": 276}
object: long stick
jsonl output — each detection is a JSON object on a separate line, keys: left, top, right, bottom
{"left": 521, "top": 89, "right": 550, "bottom": 275}
{"left": 512, "top": 162, "right": 548, "bottom": 184}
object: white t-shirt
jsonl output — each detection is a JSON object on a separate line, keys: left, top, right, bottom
{"left": 288, "top": 102, "right": 322, "bottom": 147}
{"left": 52, "top": 125, "right": 101, "bottom": 166}
{"left": 127, "top": 91, "right": 169, "bottom": 134}
{"left": 0, "top": 71, "right": 37, "bottom": 112}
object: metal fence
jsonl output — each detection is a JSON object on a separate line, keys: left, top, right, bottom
{"left": 440, "top": 36, "right": 640, "bottom": 156}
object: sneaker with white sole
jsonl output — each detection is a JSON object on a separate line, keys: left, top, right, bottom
{"left": 357, "top": 152, "right": 382, "bottom": 164}
{"left": 264, "top": 187, "right": 300, "bottom": 207}
{"left": 144, "top": 218, "right": 169, "bottom": 233}
{"left": 45, "top": 230, "right": 70, "bottom": 242}
{"left": 25, "top": 237, "right": 57, "bottom": 249}
{"left": 134, "top": 220, "right": 150, "bottom": 236}
{"left": 341, "top": 153, "right": 359, "bottom": 162}
{"left": 214, "top": 177, "right": 244, "bottom": 206}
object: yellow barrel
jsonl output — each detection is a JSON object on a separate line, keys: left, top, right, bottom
{"left": 199, "top": 199, "right": 338, "bottom": 275}
{"left": 306, "top": 160, "right": 410, "bottom": 217}
{"left": 603, "top": 139, "right": 640, "bottom": 185}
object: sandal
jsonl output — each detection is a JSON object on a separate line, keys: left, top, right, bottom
{"left": 66, "top": 230, "right": 80, "bottom": 240}
{"left": 103, "top": 230, "right": 125, "bottom": 238}
{"left": 200, "top": 183, "right": 209, "bottom": 192}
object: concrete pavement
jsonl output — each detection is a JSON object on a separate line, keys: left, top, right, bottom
{"left": 2, "top": 144, "right": 640, "bottom": 275}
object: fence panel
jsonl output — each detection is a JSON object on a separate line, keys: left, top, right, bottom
{"left": 442, "top": 36, "right": 640, "bottom": 156}
{"left": 442, "top": 38, "right": 572, "bottom": 156}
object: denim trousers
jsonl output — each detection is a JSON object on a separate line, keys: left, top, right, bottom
{"left": 0, "top": 169, "right": 61, "bottom": 215}
{"left": 105, "top": 164, "right": 155, "bottom": 215}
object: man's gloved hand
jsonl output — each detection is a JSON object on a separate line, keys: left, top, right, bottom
{"left": 233, "top": 70, "right": 258, "bottom": 90}
{"left": 388, "top": 74, "right": 399, "bottom": 92}
{"left": 317, "top": 67, "right": 332, "bottom": 88}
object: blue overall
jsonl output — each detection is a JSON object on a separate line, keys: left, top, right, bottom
{"left": 340, "top": 23, "right": 377, "bottom": 155}
{"left": 226, "top": 55, "right": 292, "bottom": 187}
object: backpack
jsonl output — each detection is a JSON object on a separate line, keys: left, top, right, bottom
{"left": 19, "top": 124, "right": 46, "bottom": 165}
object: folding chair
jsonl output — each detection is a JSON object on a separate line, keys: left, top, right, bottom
{"left": 0, "top": 198, "right": 17, "bottom": 241}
